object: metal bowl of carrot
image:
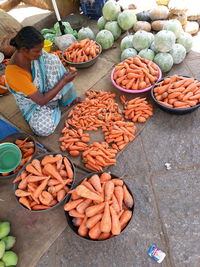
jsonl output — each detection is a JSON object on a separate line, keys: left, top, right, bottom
{"left": 151, "top": 75, "right": 200, "bottom": 115}
{"left": 111, "top": 56, "right": 162, "bottom": 93}
{"left": 13, "top": 153, "right": 76, "bottom": 212}
{"left": 62, "top": 39, "right": 102, "bottom": 69}
{"left": 0, "top": 133, "right": 37, "bottom": 181}
{"left": 64, "top": 172, "right": 134, "bottom": 241}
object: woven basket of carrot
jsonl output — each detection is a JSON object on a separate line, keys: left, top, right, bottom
{"left": 0, "top": 133, "right": 37, "bottom": 181}
{"left": 13, "top": 153, "right": 75, "bottom": 212}
{"left": 64, "top": 172, "right": 134, "bottom": 241}
{"left": 111, "top": 56, "right": 162, "bottom": 93}
{"left": 151, "top": 75, "right": 200, "bottom": 114}
{"left": 62, "top": 38, "right": 102, "bottom": 68}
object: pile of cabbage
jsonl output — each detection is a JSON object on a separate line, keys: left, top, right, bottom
{"left": 96, "top": 0, "right": 137, "bottom": 49}
{"left": 120, "top": 19, "right": 193, "bottom": 72}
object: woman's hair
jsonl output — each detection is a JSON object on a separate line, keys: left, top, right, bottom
{"left": 10, "top": 26, "right": 44, "bottom": 50}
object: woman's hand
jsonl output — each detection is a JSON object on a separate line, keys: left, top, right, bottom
{"left": 62, "top": 70, "right": 77, "bottom": 85}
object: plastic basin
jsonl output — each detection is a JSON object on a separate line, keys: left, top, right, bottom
{"left": 111, "top": 61, "right": 162, "bottom": 93}
{"left": 0, "top": 143, "right": 22, "bottom": 173}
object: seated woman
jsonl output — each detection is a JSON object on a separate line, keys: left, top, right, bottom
{"left": 5, "top": 26, "right": 78, "bottom": 136}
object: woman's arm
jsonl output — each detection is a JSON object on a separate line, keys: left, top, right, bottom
{"left": 28, "top": 70, "right": 77, "bottom": 106}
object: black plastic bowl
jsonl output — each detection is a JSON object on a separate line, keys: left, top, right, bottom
{"left": 0, "top": 133, "right": 37, "bottom": 181}
{"left": 151, "top": 75, "right": 200, "bottom": 115}
{"left": 65, "top": 172, "right": 134, "bottom": 241}
{"left": 13, "top": 152, "right": 76, "bottom": 212}
{"left": 62, "top": 42, "right": 102, "bottom": 69}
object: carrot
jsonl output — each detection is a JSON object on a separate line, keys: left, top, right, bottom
{"left": 81, "top": 179, "right": 96, "bottom": 192}
{"left": 63, "top": 158, "right": 74, "bottom": 180}
{"left": 26, "top": 164, "right": 42, "bottom": 176}
{"left": 111, "top": 193, "right": 120, "bottom": 213}
{"left": 100, "top": 202, "right": 111, "bottom": 233}
{"left": 18, "top": 179, "right": 27, "bottom": 190}
{"left": 75, "top": 185, "right": 103, "bottom": 202}
{"left": 104, "top": 181, "right": 114, "bottom": 201}
{"left": 112, "top": 178, "right": 124, "bottom": 186}
{"left": 26, "top": 176, "right": 49, "bottom": 183}
{"left": 57, "top": 189, "right": 66, "bottom": 202}
{"left": 32, "top": 205, "right": 50, "bottom": 210}
{"left": 43, "top": 163, "right": 64, "bottom": 184}
{"left": 110, "top": 206, "right": 121, "bottom": 235}
{"left": 48, "top": 178, "right": 60, "bottom": 186}
{"left": 76, "top": 198, "right": 92, "bottom": 214}
{"left": 15, "top": 189, "right": 31, "bottom": 197}
{"left": 114, "top": 186, "right": 123, "bottom": 210}
{"left": 123, "top": 185, "right": 134, "bottom": 208}
{"left": 39, "top": 191, "right": 53, "bottom": 205}
{"left": 64, "top": 199, "right": 84, "bottom": 211}
{"left": 88, "top": 174, "right": 102, "bottom": 193}
{"left": 88, "top": 221, "right": 101, "bottom": 240}
{"left": 19, "top": 197, "right": 31, "bottom": 210}
{"left": 41, "top": 154, "right": 62, "bottom": 166}
{"left": 86, "top": 213, "right": 103, "bottom": 229}
{"left": 69, "top": 150, "right": 80, "bottom": 157}
{"left": 98, "top": 232, "right": 111, "bottom": 240}
{"left": 100, "top": 172, "right": 112, "bottom": 183}
{"left": 33, "top": 178, "right": 49, "bottom": 199}
{"left": 69, "top": 209, "right": 85, "bottom": 218}
{"left": 69, "top": 189, "right": 81, "bottom": 200}
{"left": 49, "top": 199, "right": 58, "bottom": 207}
{"left": 85, "top": 202, "right": 105, "bottom": 217}
{"left": 119, "top": 210, "right": 132, "bottom": 229}
{"left": 78, "top": 216, "right": 88, "bottom": 237}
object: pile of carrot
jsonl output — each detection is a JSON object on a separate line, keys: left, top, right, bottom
{"left": 59, "top": 127, "right": 89, "bottom": 156}
{"left": 153, "top": 75, "right": 200, "bottom": 109}
{"left": 64, "top": 172, "right": 133, "bottom": 240}
{"left": 102, "top": 121, "right": 136, "bottom": 151}
{"left": 13, "top": 154, "right": 74, "bottom": 211}
{"left": 0, "top": 137, "right": 35, "bottom": 177}
{"left": 82, "top": 142, "right": 118, "bottom": 171}
{"left": 113, "top": 56, "right": 159, "bottom": 91}
{"left": 120, "top": 96, "right": 153, "bottom": 123}
{"left": 67, "top": 90, "right": 123, "bottom": 130}
{"left": 51, "top": 50, "right": 67, "bottom": 66}
{"left": 64, "top": 39, "right": 100, "bottom": 63}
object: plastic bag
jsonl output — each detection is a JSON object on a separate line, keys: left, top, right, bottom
{"left": 54, "top": 34, "right": 77, "bottom": 51}
{"left": 54, "top": 22, "right": 78, "bottom": 38}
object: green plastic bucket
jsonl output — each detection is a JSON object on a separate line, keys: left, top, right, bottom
{"left": 0, "top": 143, "right": 22, "bottom": 173}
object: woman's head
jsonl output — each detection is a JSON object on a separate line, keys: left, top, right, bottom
{"left": 10, "top": 26, "right": 45, "bottom": 60}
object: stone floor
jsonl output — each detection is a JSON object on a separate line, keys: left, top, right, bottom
{"left": 1, "top": 20, "right": 200, "bottom": 267}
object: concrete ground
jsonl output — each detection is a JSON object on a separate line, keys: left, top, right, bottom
{"left": 1, "top": 18, "right": 200, "bottom": 267}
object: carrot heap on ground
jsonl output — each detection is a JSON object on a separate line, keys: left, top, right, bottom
{"left": 120, "top": 96, "right": 153, "bottom": 123}
{"left": 13, "top": 154, "right": 74, "bottom": 211}
{"left": 67, "top": 90, "right": 123, "bottom": 130}
{"left": 51, "top": 50, "right": 67, "bottom": 66}
{"left": 82, "top": 142, "right": 118, "bottom": 171}
{"left": 113, "top": 56, "right": 160, "bottom": 91}
{"left": 59, "top": 127, "right": 89, "bottom": 156}
{"left": 0, "top": 137, "right": 35, "bottom": 177}
{"left": 102, "top": 121, "right": 136, "bottom": 151}
{"left": 64, "top": 39, "right": 100, "bottom": 63}
{"left": 153, "top": 75, "right": 200, "bottom": 109}
{"left": 64, "top": 172, "right": 134, "bottom": 240}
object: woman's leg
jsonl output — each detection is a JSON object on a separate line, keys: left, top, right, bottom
{"left": 28, "top": 107, "right": 57, "bottom": 136}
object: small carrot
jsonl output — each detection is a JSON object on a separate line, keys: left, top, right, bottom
{"left": 100, "top": 172, "right": 111, "bottom": 183}
{"left": 114, "top": 186, "right": 123, "bottom": 210}
{"left": 104, "top": 181, "right": 114, "bottom": 201}
{"left": 26, "top": 164, "right": 42, "bottom": 176}
{"left": 88, "top": 221, "right": 101, "bottom": 240}
{"left": 76, "top": 199, "right": 92, "bottom": 214}
{"left": 88, "top": 174, "right": 102, "bottom": 193}
{"left": 98, "top": 232, "right": 111, "bottom": 240}
{"left": 43, "top": 164, "right": 64, "bottom": 185}
{"left": 100, "top": 202, "right": 111, "bottom": 233}
{"left": 64, "top": 199, "right": 84, "bottom": 211}
{"left": 32, "top": 205, "right": 50, "bottom": 210}
{"left": 19, "top": 197, "right": 31, "bottom": 210}
{"left": 57, "top": 189, "right": 66, "bottom": 202}
{"left": 110, "top": 206, "right": 121, "bottom": 235}
{"left": 63, "top": 158, "right": 74, "bottom": 180}
{"left": 78, "top": 216, "right": 88, "bottom": 237}
{"left": 85, "top": 202, "right": 105, "bottom": 217}
{"left": 86, "top": 213, "right": 103, "bottom": 229}
{"left": 69, "top": 209, "right": 85, "bottom": 218}
{"left": 123, "top": 185, "right": 134, "bottom": 208}
{"left": 119, "top": 210, "right": 132, "bottom": 229}
{"left": 75, "top": 185, "right": 103, "bottom": 202}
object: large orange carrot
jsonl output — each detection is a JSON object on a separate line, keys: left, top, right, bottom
{"left": 104, "top": 181, "right": 114, "bottom": 201}
{"left": 78, "top": 216, "right": 88, "bottom": 237}
{"left": 32, "top": 204, "right": 50, "bottom": 210}
{"left": 33, "top": 178, "right": 49, "bottom": 199}
{"left": 76, "top": 199, "right": 92, "bottom": 214}
{"left": 114, "top": 186, "right": 123, "bottom": 210}
{"left": 98, "top": 232, "right": 111, "bottom": 240}
{"left": 15, "top": 189, "right": 31, "bottom": 197}
{"left": 88, "top": 174, "right": 102, "bottom": 193}
{"left": 43, "top": 163, "right": 64, "bottom": 184}
{"left": 41, "top": 154, "right": 62, "bottom": 166}
{"left": 26, "top": 164, "right": 42, "bottom": 176}
{"left": 119, "top": 210, "right": 132, "bottom": 229}
{"left": 100, "top": 202, "right": 111, "bottom": 233}
{"left": 57, "top": 189, "right": 66, "bottom": 202}
{"left": 32, "top": 159, "right": 42, "bottom": 174}
{"left": 75, "top": 185, "right": 103, "bottom": 202}
{"left": 85, "top": 202, "right": 105, "bottom": 217}
{"left": 110, "top": 206, "right": 121, "bottom": 235}
{"left": 19, "top": 197, "right": 31, "bottom": 210}
{"left": 123, "top": 185, "right": 134, "bottom": 208}
{"left": 111, "top": 193, "right": 120, "bottom": 213}
{"left": 64, "top": 199, "right": 84, "bottom": 211}
{"left": 69, "top": 209, "right": 85, "bottom": 218}
{"left": 86, "top": 213, "right": 103, "bottom": 229}
{"left": 88, "top": 221, "right": 101, "bottom": 240}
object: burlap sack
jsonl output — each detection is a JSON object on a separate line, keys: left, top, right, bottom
{"left": 0, "top": 10, "right": 22, "bottom": 56}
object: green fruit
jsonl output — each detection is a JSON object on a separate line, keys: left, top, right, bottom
{"left": 0, "top": 223, "right": 10, "bottom": 239}
{"left": 2, "top": 251, "right": 18, "bottom": 266}
{"left": 0, "top": 241, "right": 5, "bottom": 259}
{"left": 0, "top": 260, "right": 5, "bottom": 267}
{"left": 1, "top": 237, "right": 16, "bottom": 251}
